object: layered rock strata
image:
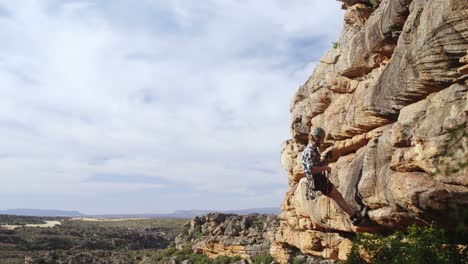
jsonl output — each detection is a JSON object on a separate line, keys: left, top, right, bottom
{"left": 275, "top": 0, "right": 468, "bottom": 262}
{"left": 175, "top": 213, "right": 279, "bottom": 260}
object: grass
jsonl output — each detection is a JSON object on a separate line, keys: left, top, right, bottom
{"left": 68, "top": 218, "right": 188, "bottom": 229}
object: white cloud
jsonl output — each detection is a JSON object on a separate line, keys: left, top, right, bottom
{"left": 0, "top": 0, "right": 343, "bottom": 213}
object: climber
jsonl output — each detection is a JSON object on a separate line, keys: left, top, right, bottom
{"left": 302, "top": 127, "right": 363, "bottom": 225}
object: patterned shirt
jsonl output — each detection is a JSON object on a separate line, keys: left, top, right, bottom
{"left": 302, "top": 142, "right": 321, "bottom": 200}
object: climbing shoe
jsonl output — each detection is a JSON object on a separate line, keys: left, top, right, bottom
{"left": 350, "top": 211, "right": 363, "bottom": 226}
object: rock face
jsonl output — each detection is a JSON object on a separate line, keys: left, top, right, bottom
{"left": 175, "top": 213, "right": 279, "bottom": 260}
{"left": 276, "top": 0, "right": 468, "bottom": 262}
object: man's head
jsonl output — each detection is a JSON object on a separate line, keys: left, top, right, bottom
{"left": 310, "top": 127, "right": 326, "bottom": 146}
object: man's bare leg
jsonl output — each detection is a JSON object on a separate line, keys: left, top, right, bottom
{"left": 327, "top": 186, "right": 354, "bottom": 217}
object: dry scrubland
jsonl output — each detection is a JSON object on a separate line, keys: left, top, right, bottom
{"left": 0, "top": 215, "right": 187, "bottom": 264}
{"left": 0, "top": 214, "right": 279, "bottom": 264}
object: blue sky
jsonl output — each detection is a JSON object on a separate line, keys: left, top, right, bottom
{"left": 0, "top": 0, "right": 343, "bottom": 214}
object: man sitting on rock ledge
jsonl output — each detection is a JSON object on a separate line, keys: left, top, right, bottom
{"left": 302, "top": 127, "right": 363, "bottom": 225}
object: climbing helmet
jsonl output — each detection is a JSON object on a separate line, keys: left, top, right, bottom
{"left": 311, "top": 127, "right": 326, "bottom": 141}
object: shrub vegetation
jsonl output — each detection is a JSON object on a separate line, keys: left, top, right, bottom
{"left": 344, "top": 225, "right": 467, "bottom": 264}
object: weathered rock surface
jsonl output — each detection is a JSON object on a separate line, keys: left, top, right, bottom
{"left": 277, "top": 0, "right": 467, "bottom": 263}
{"left": 175, "top": 213, "right": 279, "bottom": 260}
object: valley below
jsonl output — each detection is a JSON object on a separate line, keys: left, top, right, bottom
{"left": 0, "top": 214, "right": 186, "bottom": 264}
{"left": 0, "top": 213, "right": 286, "bottom": 264}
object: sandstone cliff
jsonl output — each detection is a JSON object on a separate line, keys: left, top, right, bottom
{"left": 274, "top": 0, "right": 467, "bottom": 262}
{"left": 175, "top": 213, "right": 279, "bottom": 260}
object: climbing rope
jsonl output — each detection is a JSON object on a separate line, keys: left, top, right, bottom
{"left": 325, "top": 64, "right": 378, "bottom": 262}
{"left": 323, "top": 88, "right": 358, "bottom": 262}
{"left": 325, "top": 170, "right": 331, "bottom": 263}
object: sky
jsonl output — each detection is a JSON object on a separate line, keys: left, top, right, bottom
{"left": 0, "top": 0, "right": 344, "bottom": 214}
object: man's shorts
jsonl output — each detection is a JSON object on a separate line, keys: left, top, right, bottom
{"left": 313, "top": 173, "right": 333, "bottom": 196}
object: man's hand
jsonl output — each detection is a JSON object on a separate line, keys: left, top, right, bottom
{"left": 311, "top": 166, "right": 332, "bottom": 175}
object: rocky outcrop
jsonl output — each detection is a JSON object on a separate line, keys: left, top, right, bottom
{"left": 175, "top": 213, "right": 279, "bottom": 260}
{"left": 278, "top": 0, "right": 467, "bottom": 262}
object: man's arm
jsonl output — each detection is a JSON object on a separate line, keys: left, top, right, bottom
{"left": 302, "top": 146, "right": 331, "bottom": 175}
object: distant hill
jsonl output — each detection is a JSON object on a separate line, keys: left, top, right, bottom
{"left": 92, "top": 208, "right": 281, "bottom": 219}
{"left": 0, "top": 209, "right": 84, "bottom": 217}
{"left": 1, "top": 207, "right": 280, "bottom": 218}
{"left": 170, "top": 207, "right": 281, "bottom": 217}
{"left": 222, "top": 207, "right": 281, "bottom": 215}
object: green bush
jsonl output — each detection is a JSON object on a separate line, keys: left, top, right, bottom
{"left": 181, "top": 225, "right": 190, "bottom": 237}
{"left": 211, "top": 255, "right": 242, "bottom": 264}
{"left": 151, "top": 245, "right": 244, "bottom": 264}
{"left": 252, "top": 215, "right": 266, "bottom": 229}
{"left": 194, "top": 225, "right": 203, "bottom": 239}
{"left": 251, "top": 253, "right": 274, "bottom": 264}
{"left": 446, "top": 202, "right": 468, "bottom": 243}
{"left": 152, "top": 246, "right": 176, "bottom": 261}
{"left": 175, "top": 245, "right": 193, "bottom": 256}
{"left": 188, "top": 253, "right": 212, "bottom": 264}
{"left": 345, "top": 225, "right": 467, "bottom": 264}
{"left": 292, "top": 255, "right": 307, "bottom": 264}
{"left": 369, "top": 0, "right": 379, "bottom": 8}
